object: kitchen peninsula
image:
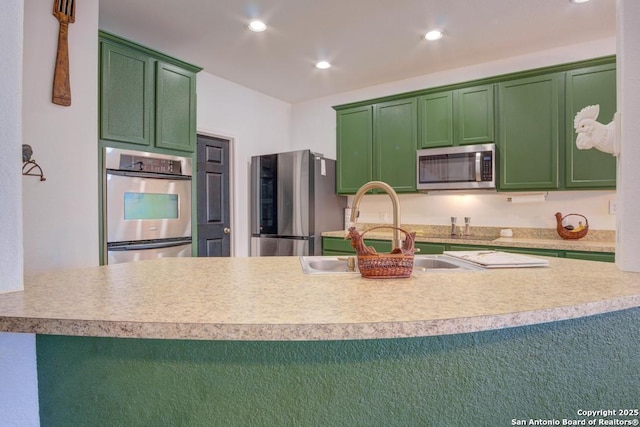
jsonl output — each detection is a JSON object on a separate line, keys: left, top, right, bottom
{"left": 1, "top": 257, "right": 638, "bottom": 425}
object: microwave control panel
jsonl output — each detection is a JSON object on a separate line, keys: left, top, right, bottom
{"left": 119, "top": 154, "right": 183, "bottom": 175}
{"left": 481, "top": 151, "right": 493, "bottom": 181}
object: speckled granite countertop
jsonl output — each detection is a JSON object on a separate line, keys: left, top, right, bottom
{"left": 323, "top": 224, "right": 616, "bottom": 253}
{"left": 1, "top": 256, "right": 638, "bottom": 341}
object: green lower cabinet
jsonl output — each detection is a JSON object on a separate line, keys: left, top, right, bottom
{"left": 324, "top": 237, "right": 614, "bottom": 262}
{"left": 414, "top": 242, "right": 446, "bottom": 254}
{"left": 498, "top": 73, "right": 563, "bottom": 190}
{"left": 565, "top": 251, "right": 615, "bottom": 263}
{"left": 565, "top": 64, "right": 617, "bottom": 189}
{"left": 323, "top": 250, "right": 353, "bottom": 256}
{"left": 322, "top": 237, "right": 391, "bottom": 256}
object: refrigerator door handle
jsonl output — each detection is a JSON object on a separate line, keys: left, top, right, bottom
{"left": 108, "top": 239, "right": 192, "bottom": 251}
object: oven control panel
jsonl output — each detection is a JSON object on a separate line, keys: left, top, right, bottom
{"left": 119, "top": 154, "right": 183, "bottom": 175}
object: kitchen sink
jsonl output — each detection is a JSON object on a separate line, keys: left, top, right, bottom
{"left": 300, "top": 255, "right": 483, "bottom": 275}
{"left": 412, "top": 255, "right": 483, "bottom": 271}
{"left": 301, "top": 257, "right": 357, "bottom": 274}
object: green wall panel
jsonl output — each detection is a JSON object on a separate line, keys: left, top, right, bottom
{"left": 37, "top": 308, "right": 639, "bottom": 426}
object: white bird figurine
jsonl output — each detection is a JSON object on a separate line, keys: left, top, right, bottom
{"left": 574, "top": 104, "right": 616, "bottom": 155}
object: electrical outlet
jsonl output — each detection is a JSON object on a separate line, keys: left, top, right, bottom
{"left": 609, "top": 200, "right": 617, "bottom": 215}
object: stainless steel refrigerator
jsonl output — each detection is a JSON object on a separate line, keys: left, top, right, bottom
{"left": 250, "top": 149, "right": 347, "bottom": 256}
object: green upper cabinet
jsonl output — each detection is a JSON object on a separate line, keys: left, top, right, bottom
{"left": 100, "top": 41, "right": 153, "bottom": 146}
{"left": 336, "top": 98, "right": 417, "bottom": 194}
{"left": 373, "top": 98, "right": 417, "bottom": 192}
{"left": 565, "top": 64, "right": 617, "bottom": 189}
{"left": 418, "top": 92, "right": 453, "bottom": 148}
{"left": 455, "top": 85, "right": 495, "bottom": 145}
{"left": 418, "top": 84, "right": 494, "bottom": 148}
{"left": 498, "top": 73, "right": 563, "bottom": 191}
{"left": 155, "top": 62, "right": 197, "bottom": 152}
{"left": 99, "top": 32, "right": 200, "bottom": 153}
{"left": 334, "top": 56, "right": 615, "bottom": 194}
{"left": 336, "top": 106, "right": 374, "bottom": 194}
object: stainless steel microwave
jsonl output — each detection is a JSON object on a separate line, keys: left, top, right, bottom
{"left": 417, "top": 143, "right": 496, "bottom": 191}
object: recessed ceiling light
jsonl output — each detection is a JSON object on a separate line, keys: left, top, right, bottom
{"left": 424, "top": 30, "right": 443, "bottom": 41}
{"left": 316, "top": 61, "right": 331, "bottom": 69}
{"left": 570, "top": 0, "right": 590, "bottom": 3}
{"left": 248, "top": 20, "right": 267, "bottom": 32}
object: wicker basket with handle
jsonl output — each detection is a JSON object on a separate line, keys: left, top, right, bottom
{"left": 346, "top": 226, "right": 416, "bottom": 279}
{"left": 555, "top": 212, "right": 589, "bottom": 240}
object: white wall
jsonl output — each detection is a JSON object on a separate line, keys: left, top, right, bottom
{"left": 196, "top": 72, "right": 292, "bottom": 256}
{"left": 0, "top": 0, "right": 24, "bottom": 293}
{"left": 291, "top": 38, "right": 618, "bottom": 231}
{"left": 615, "top": 0, "right": 640, "bottom": 271}
{"left": 0, "top": 333, "right": 39, "bottom": 427}
{"left": 0, "top": 1, "right": 38, "bottom": 425}
{"left": 22, "top": 0, "right": 100, "bottom": 273}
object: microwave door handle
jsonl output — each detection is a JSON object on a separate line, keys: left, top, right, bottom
{"left": 475, "top": 152, "right": 482, "bottom": 182}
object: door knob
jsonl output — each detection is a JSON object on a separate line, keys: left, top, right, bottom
{"left": 223, "top": 227, "right": 231, "bottom": 234}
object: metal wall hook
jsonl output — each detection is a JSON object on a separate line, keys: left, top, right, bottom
{"left": 22, "top": 145, "right": 46, "bottom": 181}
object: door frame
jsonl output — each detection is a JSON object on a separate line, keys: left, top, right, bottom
{"left": 195, "top": 129, "right": 235, "bottom": 256}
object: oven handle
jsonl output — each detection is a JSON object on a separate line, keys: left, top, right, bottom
{"left": 108, "top": 239, "right": 192, "bottom": 251}
{"left": 106, "top": 169, "right": 192, "bottom": 180}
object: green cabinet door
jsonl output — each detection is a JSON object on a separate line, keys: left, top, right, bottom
{"left": 418, "top": 92, "right": 453, "bottom": 148}
{"left": 99, "top": 32, "right": 200, "bottom": 153}
{"left": 414, "top": 242, "right": 445, "bottom": 254}
{"left": 418, "top": 85, "right": 494, "bottom": 148}
{"left": 336, "top": 106, "right": 373, "bottom": 194}
{"left": 565, "top": 251, "right": 614, "bottom": 263}
{"left": 374, "top": 98, "right": 418, "bottom": 192}
{"left": 100, "top": 41, "right": 153, "bottom": 146}
{"left": 455, "top": 84, "right": 495, "bottom": 145}
{"left": 565, "top": 63, "right": 616, "bottom": 189}
{"left": 498, "top": 73, "right": 563, "bottom": 190}
{"left": 155, "top": 62, "right": 197, "bottom": 152}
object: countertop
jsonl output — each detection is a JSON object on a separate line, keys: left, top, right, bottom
{"left": 322, "top": 226, "right": 616, "bottom": 253}
{"left": 1, "top": 256, "right": 638, "bottom": 341}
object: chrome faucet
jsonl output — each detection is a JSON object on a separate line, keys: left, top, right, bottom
{"left": 349, "top": 181, "right": 402, "bottom": 250}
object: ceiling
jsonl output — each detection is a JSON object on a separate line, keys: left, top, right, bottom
{"left": 98, "top": 0, "right": 616, "bottom": 103}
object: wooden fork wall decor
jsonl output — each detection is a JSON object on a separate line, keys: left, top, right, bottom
{"left": 52, "top": 0, "right": 75, "bottom": 106}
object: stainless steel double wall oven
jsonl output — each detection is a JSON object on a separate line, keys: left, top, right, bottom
{"left": 104, "top": 147, "right": 193, "bottom": 264}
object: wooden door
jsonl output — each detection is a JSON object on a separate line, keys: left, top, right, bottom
{"left": 197, "top": 135, "right": 231, "bottom": 256}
